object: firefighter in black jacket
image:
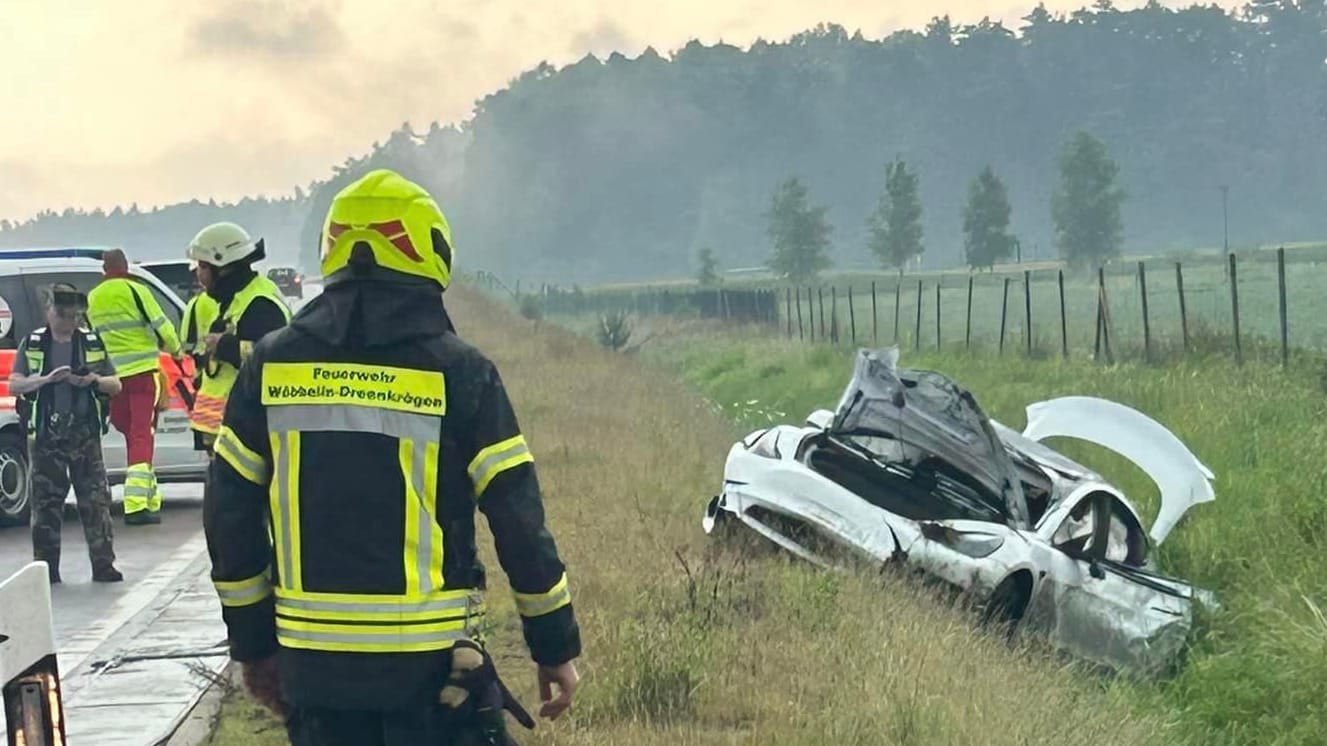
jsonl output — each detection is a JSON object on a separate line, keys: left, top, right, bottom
{"left": 203, "top": 169, "right": 580, "bottom": 745}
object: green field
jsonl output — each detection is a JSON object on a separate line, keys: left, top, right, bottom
{"left": 642, "top": 324, "right": 1327, "bottom": 746}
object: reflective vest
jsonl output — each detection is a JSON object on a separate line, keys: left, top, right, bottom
{"left": 191, "top": 276, "right": 290, "bottom": 435}
{"left": 86, "top": 277, "right": 181, "bottom": 378}
{"left": 18, "top": 327, "right": 111, "bottom": 439}
{"left": 180, "top": 292, "right": 220, "bottom": 356}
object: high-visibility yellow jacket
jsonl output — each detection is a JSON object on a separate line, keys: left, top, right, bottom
{"left": 86, "top": 276, "right": 182, "bottom": 378}
{"left": 190, "top": 274, "right": 290, "bottom": 436}
{"left": 204, "top": 279, "right": 580, "bottom": 710}
{"left": 180, "top": 292, "right": 220, "bottom": 357}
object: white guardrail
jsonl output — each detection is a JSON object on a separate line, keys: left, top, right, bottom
{"left": 1, "top": 562, "right": 66, "bottom": 746}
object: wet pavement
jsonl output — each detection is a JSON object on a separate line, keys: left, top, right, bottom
{"left": 1, "top": 484, "right": 226, "bottom": 745}
{"left": 0, "top": 485, "right": 206, "bottom": 658}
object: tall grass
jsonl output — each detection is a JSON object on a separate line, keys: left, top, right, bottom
{"left": 648, "top": 323, "right": 1327, "bottom": 746}
{"left": 209, "top": 287, "right": 1167, "bottom": 745}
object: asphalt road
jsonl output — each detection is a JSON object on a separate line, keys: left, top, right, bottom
{"left": 0, "top": 484, "right": 206, "bottom": 655}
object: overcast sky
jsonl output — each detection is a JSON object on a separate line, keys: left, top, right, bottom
{"left": 1, "top": 0, "right": 1236, "bottom": 222}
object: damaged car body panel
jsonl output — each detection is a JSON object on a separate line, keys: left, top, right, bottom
{"left": 703, "top": 347, "right": 1216, "bottom": 677}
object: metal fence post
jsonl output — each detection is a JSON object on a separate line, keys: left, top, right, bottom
{"left": 999, "top": 277, "right": 1010, "bottom": 355}
{"left": 965, "top": 275, "right": 974, "bottom": 351}
{"left": 1229, "top": 253, "right": 1242, "bottom": 364}
{"left": 871, "top": 281, "right": 879, "bottom": 345}
{"left": 1176, "top": 262, "right": 1189, "bottom": 353}
{"left": 1024, "top": 269, "right": 1033, "bottom": 355}
{"left": 848, "top": 286, "right": 857, "bottom": 345}
{"left": 914, "top": 280, "right": 923, "bottom": 351}
{"left": 1138, "top": 261, "right": 1152, "bottom": 362}
{"left": 1058, "top": 269, "right": 1068, "bottom": 358}
{"left": 1278, "top": 247, "right": 1289, "bottom": 368}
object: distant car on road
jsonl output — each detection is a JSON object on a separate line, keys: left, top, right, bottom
{"left": 266, "top": 266, "right": 303, "bottom": 299}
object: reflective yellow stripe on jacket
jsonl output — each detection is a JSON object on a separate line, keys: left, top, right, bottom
{"left": 259, "top": 362, "right": 480, "bottom": 653}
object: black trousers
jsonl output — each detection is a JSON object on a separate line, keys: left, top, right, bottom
{"left": 285, "top": 705, "right": 500, "bottom": 746}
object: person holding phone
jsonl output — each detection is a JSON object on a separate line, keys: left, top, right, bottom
{"left": 9, "top": 283, "right": 123, "bottom": 584}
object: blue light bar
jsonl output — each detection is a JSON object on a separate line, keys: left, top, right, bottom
{"left": 0, "top": 247, "right": 108, "bottom": 261}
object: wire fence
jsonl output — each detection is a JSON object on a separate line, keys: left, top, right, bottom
{"left": 475, "top": 248, "right": 1323, "bottom": 366}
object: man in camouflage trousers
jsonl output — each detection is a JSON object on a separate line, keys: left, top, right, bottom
{"left": 9, "top": 283, "right": 124, "bottom": 583}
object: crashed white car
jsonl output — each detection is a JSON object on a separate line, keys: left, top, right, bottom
{"left": 702, "top": 347, "right": 1216, "bottom": 677}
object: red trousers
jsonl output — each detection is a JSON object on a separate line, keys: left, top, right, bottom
{"left": 110, "top": 371, "right": 158, "bottom": 466}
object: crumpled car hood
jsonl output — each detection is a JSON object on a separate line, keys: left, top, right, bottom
{"left": 830, "top": 347, "right": 1030, "bottom": 528}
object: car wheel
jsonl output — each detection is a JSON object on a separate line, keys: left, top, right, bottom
{"left": 0, "top": 431, "right": 31, "bottom": 527}
{"left": 979, "top": 572, "right": 1031, "bottom": 638}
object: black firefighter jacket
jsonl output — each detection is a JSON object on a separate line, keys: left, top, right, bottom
{"left": 203, "top": 276, "right": 581, "bottom": 710}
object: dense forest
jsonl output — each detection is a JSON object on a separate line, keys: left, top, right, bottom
{"left": 2, "top": 1, "right": 1324, "bottom": 284}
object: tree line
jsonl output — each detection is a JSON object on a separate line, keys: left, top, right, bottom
{"left": 756, "top": 130, "right": 1125, "bottom": 283}
{"left": 2, "top": 1, "right": 1324, "bottom": 284}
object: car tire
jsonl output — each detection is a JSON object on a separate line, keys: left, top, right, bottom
{"left": 0, "top": 431, "right": 30, "bottom": 527}
{"left": 979, "top": 572, "right": 1031, "bottom": 638}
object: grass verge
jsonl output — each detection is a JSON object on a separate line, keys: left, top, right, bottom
{"left": 209, "top": 288, "right": 1180, "bottom": 745}
{"left": 646, "top": 323, "right": 1327, "bottom": 746}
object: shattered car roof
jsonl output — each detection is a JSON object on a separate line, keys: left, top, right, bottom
{"left": 830, "top": 348, "right": 1031, "bottom": 528}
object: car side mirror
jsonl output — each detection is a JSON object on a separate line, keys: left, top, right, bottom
{"left": 1088, "top": 560, "right": 1106, "bottom": 581}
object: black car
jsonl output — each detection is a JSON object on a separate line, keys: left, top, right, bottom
{"left": 267, "top": 266, "right": 303, "bottom": 299}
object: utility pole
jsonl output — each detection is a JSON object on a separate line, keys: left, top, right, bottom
{"left": 1220, "top": 184, "right": 1230, "bottom": 253}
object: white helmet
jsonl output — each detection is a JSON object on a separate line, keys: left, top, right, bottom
{"left": 187, "top": 222, "right": 266, "bottom": 267}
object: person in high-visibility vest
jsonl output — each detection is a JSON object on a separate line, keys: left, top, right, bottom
{"left": 185, "top": 222, "right": 291, "bottom": 453}
{"left": 179, "top": 264, "right": 220, "bottom": 397}
{"left": 86, "top": 249, "right": 182, "bottom": 526}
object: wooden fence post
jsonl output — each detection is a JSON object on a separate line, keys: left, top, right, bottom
{"left": 999, "top": 277, "right": 1010, "bottom": 355}
{"left": 871, "top": 281, "right": 879, "bottom": 345}
{"left": 935, "top": 282, "right": 942, "bottom": 350}
{"left": 831, "top": 286, "right": 839, "bottom": 344}
{"left": 848, "top": 286, "right": 857, "bottom": 345}
{"left": 1278, "top": 247, "right": 1289, "bottom": 368}
{"left": 893, "top": 281, "right": 902, "bottom": 342}
{"left": 1176, "top": 262, "right": 1189, "bottom": 353}
{"left": 965, "top": 275, "right": 974, "bottom": 350}
{"left": 1229, "top": 253, "right": 1242, "bottom": 364}
{"left": 818, "top": 287, "right": 827, "bottom": 342}
{"left": 1024, "top": 269, "right": 1033, "bottom": 355}
{"left": 796, "top": 287, "right": 805, "bottom": 341}
{"left": 1138, "top": 261, "right": 1152, "bottom": 362}
{"left": 1058, "top": 270, "right": 1068, "bottom": 359}
{"left": 807, "top": 286, "right": 815, "bottom": 342}
{"left": 785, "top": 288, "right": 792, "bottom": 338}
{"left": 1095, "top": 266, "right": 1114, "bottom": 364}
{"left": 914, "top": 280, "right": 923, "bottom": 352}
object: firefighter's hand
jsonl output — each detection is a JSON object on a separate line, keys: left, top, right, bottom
{"left": 204, "top": 333, "right": 222, "bottom": 353}
{"left": 536, "top": 661, "right": 578, "bottom": 720}
{"left": 241, "top": 656, "right": 286, "bottom": 719}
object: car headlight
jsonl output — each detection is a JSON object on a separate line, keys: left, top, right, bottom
{"left": 920, "top": 523, "right": 1006, "bottom": 559}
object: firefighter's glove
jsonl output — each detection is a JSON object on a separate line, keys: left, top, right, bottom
{"left": 438, "top": 640, "right": 534, "bottom": 746}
